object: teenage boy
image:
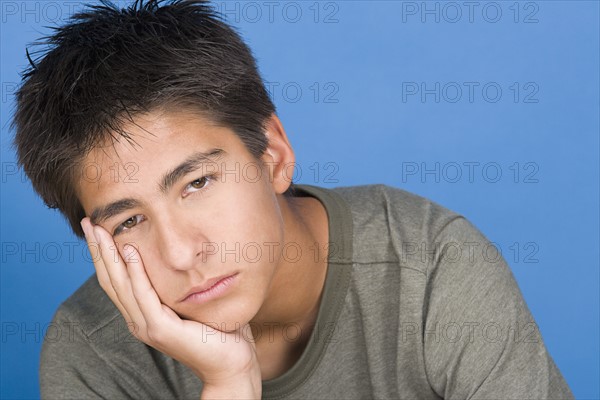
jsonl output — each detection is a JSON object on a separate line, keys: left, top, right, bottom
{"left": 11, "top": 0, "right": 574, "bottom": 399}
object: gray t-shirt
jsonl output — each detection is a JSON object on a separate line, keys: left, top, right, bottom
{"left": 40, "top": 184, "right": 574, "bottom": 399}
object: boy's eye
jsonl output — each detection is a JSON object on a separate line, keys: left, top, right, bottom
{"left": 123, "top": 216, "right": 138, "bottom": 228}
{"left": 113, "top": 175, "right": 214, "bottom": 236}
{"left": 189, "top": 176, "right": 209, "bottom": 190}
{"left": 114, "top": 214, "right": 144, "bottom": 236}
{"left": 184, "top": 175, "right": 214, "bottom": 195}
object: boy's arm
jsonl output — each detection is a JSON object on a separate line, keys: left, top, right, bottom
{"left": 78, "top": 218, "right": 262, "bottom": 399}
{"left": 422, "top": 216, "right": 574, "bottom": 399}
{"left": 40, "top": 303, "right": 261, "bottom": 400}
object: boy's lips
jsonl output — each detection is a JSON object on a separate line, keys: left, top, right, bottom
{"left": 179, "top": 272, "right": 239, "bottom": 303}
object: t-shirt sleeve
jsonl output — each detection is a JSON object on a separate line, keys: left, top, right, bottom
{"left": 422, "top": 216, "right": 574, "bottom": 400}
{"left": 39, "top": 306, "right": 147, "bottom": 400}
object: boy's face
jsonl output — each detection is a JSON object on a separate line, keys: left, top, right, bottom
{"left": 77, "top": 109, "right": 290, "bottom": 331}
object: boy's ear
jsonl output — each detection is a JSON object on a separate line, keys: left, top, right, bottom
{"left": 261, "top": 113, "right": 295, "bottom": 194}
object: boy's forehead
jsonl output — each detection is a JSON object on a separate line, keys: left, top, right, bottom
{"left": 75, "top": 109, "right": 242, "bottom": 209}
{"left": 96, "top": 109, "right": 224, "bottom": 147}
{"left": 83, "top": 109, "right": 234, "bottom": 163}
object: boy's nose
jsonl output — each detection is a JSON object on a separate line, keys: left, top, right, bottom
{"left": 155, "top": 215, "right": 205, "bottom": 272}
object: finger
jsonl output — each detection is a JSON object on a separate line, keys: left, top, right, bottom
{"left": 92, "top": 224, "right": 147, "bottom": 333}
{"left": 80, "top": 218, "right": 132, "bottom": 323}
{"left": 124, "top": 244, "right": 174, "bottom": 330}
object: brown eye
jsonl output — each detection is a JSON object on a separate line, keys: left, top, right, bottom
{"left": 184, "top": 175, "right": 215, "bottom": 198}
{"left": 113, "top": 215, "right": 145, "bottom": 236}
{"left": 190, "top": 177, "right": 208, "bottom": 189}
{"left": 123, "top": 216, "right": 138, "bottom": 229}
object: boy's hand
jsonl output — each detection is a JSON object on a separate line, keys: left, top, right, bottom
{"left": 80, "top": 218, "right": 262, "bottom": 399}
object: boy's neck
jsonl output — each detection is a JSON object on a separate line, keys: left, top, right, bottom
{"left": 249, "top": 193, "right": 330, "bottom": 378}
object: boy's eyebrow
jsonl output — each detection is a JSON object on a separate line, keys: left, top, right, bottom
{"left": 159, "top": 148, "right": 225, "bottom": 194}
{"left": 90, "top": 148, "right": 225, "bottom": 225}
{"left": 90, "top": 198, "right": 141, "bottom": 226}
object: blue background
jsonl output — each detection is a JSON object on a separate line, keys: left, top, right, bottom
{"left": 1, "top": 1, "right": 598, "bottom": 398}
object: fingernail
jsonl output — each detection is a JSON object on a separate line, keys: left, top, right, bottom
{"left": 80, "top": 220, "right": 88, "bottom": 237}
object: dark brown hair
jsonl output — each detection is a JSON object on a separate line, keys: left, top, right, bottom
{"left": 11, "top": 0, "right": 295, "bottom": 239}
